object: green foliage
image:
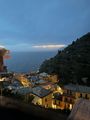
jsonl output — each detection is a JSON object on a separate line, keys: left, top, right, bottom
{"left": 39, "top": 33, "right": 90, "bottom": 86}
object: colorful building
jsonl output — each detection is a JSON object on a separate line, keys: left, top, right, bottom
{"left": 31, "top": 86, "right": 53, "bottom": 108}
{"left": 53, "top": 84, "right": 90, "bottom": 110}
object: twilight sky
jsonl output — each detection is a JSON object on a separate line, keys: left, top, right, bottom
{"left": 0, "top": 0, "right": 90, "bottom": 51}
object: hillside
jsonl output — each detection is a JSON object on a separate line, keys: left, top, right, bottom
{"left": 39, "top": 33, "right": 90, "bottom": 86}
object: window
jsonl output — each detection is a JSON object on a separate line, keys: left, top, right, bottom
{"left": 45, "top": 98, "right": 47, "bottom": 102}
{"left": 85, "top": 94, "right": 88, "bottom": 99}
{"left": 68, "top": 104, "right": 70, "bottom": 108}
{"left": 60, "top": 96, "right": 62, "bottom": 101}
{"left": 70, "top": 99, "right": 73, "bottom": 103}
{"left": 65, "top": 98, "right": 67, "bottom": 102}
{"left": 70, "top": 90, "right": 72, "bottom": 95}
{"left": 80, "top": 93, "right": 82, "bottom": 98}
{"left": 54, "top": 100, "right": 56, "bottom": 104}
{"left": 67, "top": 90, "right": 69, "bottom": 94}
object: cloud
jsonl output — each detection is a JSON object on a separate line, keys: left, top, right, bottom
{"left": 5, "top": 43, "right": 66, "bottom": 52}
{"left": 0, "top": 45, "right": 5, "bottom": 48}
{"left": 32, "top": 44, "right": 66, "bottom": 49}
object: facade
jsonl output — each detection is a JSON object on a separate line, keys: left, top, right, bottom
{"left": 15, "top": 74, "right": 32, "bottom": 87}
{"left": 12, "top": 87, "right": 32, "bottom": 102}
{"left": 52, "top": 93, "right": 65, "bottom": 109}
{"left": 31, "top": 86, "right": 53, "bottom": 108}
{"left": 53, "top": 84, "right": 90, "bottom": 110}
{"left": 32, "top": 93, "right": 53, "bottom": 108}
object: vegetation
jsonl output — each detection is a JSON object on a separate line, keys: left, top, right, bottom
{"left": 39, "top": 33, "right": 90, "bottom": 86}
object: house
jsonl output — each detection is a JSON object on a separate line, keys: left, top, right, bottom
{"left": 35, "top": 79, "right": 48, "bottom": 85}
{"left": 39, "top": 72, "right": 49, "bottom": 80}
{"left": 53, "top": 84, "right": 90, "bottom": 110}
{"left": 12, "top": 87, "right": 32, "bottom": 102}
{"left": 63, "top": 83, "right": 90, "bottom": 101}
{"left": 52, "top": 92, "right": 64, "bottom": 109}
{"left": 15, "top": 74, "right": 32, "bottom": 87}
{"left": 31, "top": 86, "right": 53, "bottom": 108}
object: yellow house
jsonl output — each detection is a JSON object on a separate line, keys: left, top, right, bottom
{"left": 31, "top": 86, "right": 53, "bottom": 108}
{"left": 52, "top": 84, "right": 90, "bottom": 110}
{"left": 63, "top": 84, "right": 90, "bottom": 99}
{"left": 52, "top": 93, "right": 65, "bottom": 109}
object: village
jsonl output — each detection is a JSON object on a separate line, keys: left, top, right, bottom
{"left": 1, "top": 71, "right": 90, "bottom": 111}
{"left": 0, "top": 47, "right": 90, "bottom": 112}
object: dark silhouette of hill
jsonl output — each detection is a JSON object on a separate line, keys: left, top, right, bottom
{"left": 39, "top": 33, "right": 90, "bottom": 86}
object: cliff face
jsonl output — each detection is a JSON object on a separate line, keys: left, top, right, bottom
{"left": 39, "top": 33, "right": 90, "bottom": 86}
{"left": 68, "top": 99, "right": 90, "bottom": 120}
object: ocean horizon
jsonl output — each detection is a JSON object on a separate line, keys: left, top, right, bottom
{"left": 5, "top": 51, "right": 57, "bottom": 73}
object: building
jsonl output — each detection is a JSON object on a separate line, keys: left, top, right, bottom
{"left": 39, "top": 72, "right": 49, "bottom": 80}
{"left": 15, "top": 74, "right": 32, "bottom": 87}
{"left": 31, "top": 86, "right": 53, "bottom": 108}
{"left": 12, "top": 87, "right": 32, "bottom": 102}
{"left": 53, "top": 84, "right": 90, "bottom": 110}
{"left": 39, "top": 73, "right": 58, "bottom": 83}
{"left": 52, "top": 92, "right": 65, "bottom": 109}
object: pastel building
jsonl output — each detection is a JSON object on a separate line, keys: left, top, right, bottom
{"left": 53, "top": 84, "right": 90, "bottom": 110}
{"left": 32, "top": 86, "right": 53, "bottom": 108}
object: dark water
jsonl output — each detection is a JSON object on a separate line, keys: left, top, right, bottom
{"left": 4, "top": 51, "right": 57, "bottom": 73}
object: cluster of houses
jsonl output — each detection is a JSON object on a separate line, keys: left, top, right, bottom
{"left": 0, "top": 72, "right": 90, "bottom": 110}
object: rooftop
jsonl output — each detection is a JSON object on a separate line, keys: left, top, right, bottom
{"left": 64, "top": 84, "right": 90, "bottom": 93}
{"left": 13, "top": 87, "right": 32, "bottom": 95}
{"left": 32, "top": 86, "right": 52, "bottom": 98}
{"left": 39, "top": 72, "right": 48, "bottom": 77}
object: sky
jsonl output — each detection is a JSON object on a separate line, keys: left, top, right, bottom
{"left": 0, "top": 0, "right": 90, "bottom": 51}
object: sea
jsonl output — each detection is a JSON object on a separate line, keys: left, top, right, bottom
{"left": 4, "top": 51, "right": 57, "bottom": 73}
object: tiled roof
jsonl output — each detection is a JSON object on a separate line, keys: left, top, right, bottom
{"left": 64, "top": 84, "right": 90, "bottom": 93}
{"left": 36, "top": 79, "right": 47, "bottom": 84}
{"left": 15, "top": 87, "right": 32, "bottom": 95}
{"left": 32, "top": 86, "right": 52, "bottom": 98}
